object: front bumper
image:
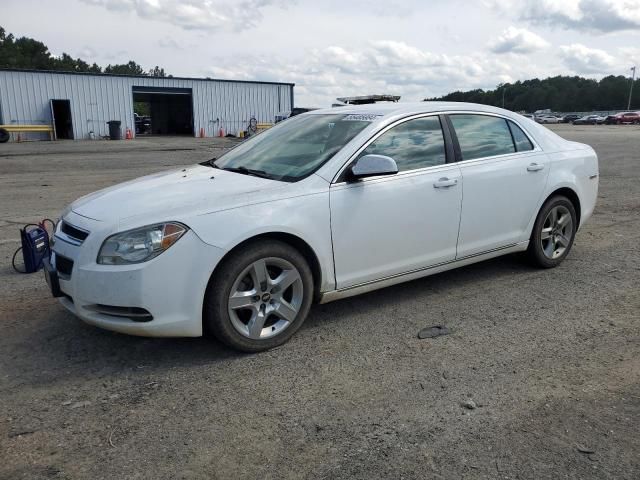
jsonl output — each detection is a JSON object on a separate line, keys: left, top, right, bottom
{"left": 48, "top": 212, "right": 226, "bottom": 337}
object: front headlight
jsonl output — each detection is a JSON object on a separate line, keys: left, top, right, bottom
{"left": 97, "top": 222, "right": 188, "bottom": 265}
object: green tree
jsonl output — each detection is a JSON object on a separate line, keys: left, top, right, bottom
{"left": 104, "top": 61, "right": 145, "bottom": 75}
{"left": 0, "top": 26, "right": 53, "bottom": 70}
{"left": 426, "top": 75, "right": 640, "bottom": 112}
{"left": 50, "top": 53, "right": 102, "bottom": 73}
{"left": 1, "top": 25, "right": 169, "bottom": 78}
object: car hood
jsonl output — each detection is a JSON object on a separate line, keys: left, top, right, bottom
{"left": 71, "top": 165, "right": 286, "bottom": 224}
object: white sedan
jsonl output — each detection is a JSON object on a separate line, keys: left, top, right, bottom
{"left": 536, "top": 115, "right": 561, "bottom": 124}
{"left": 45, "top": 103, "right": 599, "bottom": 352}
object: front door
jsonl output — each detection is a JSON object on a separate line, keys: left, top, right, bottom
{"left": 330, "top": 115, "right": 463, "bottom": 289}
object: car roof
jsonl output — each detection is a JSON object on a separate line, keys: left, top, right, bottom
{"left": 308, "top": 101, "right": 522, "bottom": 118}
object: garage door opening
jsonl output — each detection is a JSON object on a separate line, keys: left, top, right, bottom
{"left": 132, "top": 87, "right": 193, "bottom": 136}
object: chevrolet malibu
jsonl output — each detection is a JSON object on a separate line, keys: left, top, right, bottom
{"left": 45, "top": 103, "right": 599, "bottom": 352}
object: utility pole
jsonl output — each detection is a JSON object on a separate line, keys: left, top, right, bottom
{"left": 502, "top": 86, "right": 506, "bottom": 109}
{"left": 628, "top": 66, "right": 636, "bottom": 111}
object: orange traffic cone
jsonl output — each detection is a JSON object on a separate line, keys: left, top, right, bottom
{"left": 126, "top": 128, "right": 133, "bottom": 140}
{"left": 199, "top": 127, "right": 205, "bottom": 138}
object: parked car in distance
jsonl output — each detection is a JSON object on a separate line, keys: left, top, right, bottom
{"left": 573, "top": 115, "right": 602, "bottom": 125}
{"left": 44, "top": 102, "right": 599, "bottom": 352}
{"left": 613, "top": 112, "right": 640, "bottom": 124}
{"left": 562, "top": 114, "right": 581, "bottom": 123}
{"left": 522, "top": 114, "right": 535, "bottom": 120}
{"left": 536, "top": 115, "right": 561, "bottom": 124}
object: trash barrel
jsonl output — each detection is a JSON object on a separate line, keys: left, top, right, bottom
{"left": 107, "top": 120, "right": 121, "bottom": 140}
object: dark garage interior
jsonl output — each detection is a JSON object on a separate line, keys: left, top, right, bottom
{"left": 50, "top": 99, "right": 74, "bottom": 139}
{"left": 132, "top": 86, "right": 193, "bottom": 135}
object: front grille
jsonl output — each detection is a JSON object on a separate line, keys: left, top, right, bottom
{"left": 56, "top": 254, "right": 74, "bottom": 277}
{"left": 61, "top": 221, "right": 89, "bottom": 243}
{"left": 86, "top": 304, "right": 153, "bottom": 322}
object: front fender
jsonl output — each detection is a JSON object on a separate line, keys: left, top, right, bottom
{"left": 187, "top": 190, "right": 335, "bottom": 293}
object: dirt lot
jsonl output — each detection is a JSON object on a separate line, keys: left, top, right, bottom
{"left": 1, "top": 126, "right": 638, "bottom": 479}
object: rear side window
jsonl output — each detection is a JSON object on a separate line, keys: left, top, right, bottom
{"left": 359, "top": 116, "right": 446, "bottom": 172}
{"left": 508, "top": 121, "right": 534, "bottom": 152}
{"left": 449, "top": 114, "right": 515, "bottom": 160}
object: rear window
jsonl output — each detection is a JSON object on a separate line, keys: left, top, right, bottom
{"left": 508, "top": 121, "right": 534, "bottom": 152}
{"left": 449, "top": 114, "right": 516, "bottom": 160}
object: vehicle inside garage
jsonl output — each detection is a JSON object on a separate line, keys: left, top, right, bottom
{"left": 132, "top": 86, "right": 193, "bottom": 136}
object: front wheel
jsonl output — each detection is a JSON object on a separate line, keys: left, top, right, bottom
{"left": 204, "top": 240, "right": 314, "bottom": 352}
{"left": 527, "top": 196, "right": 577, "bottom": 268}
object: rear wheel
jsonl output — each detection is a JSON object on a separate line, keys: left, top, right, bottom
{"left": 527, "top": 196, "right": 577, "bottom": 268}
{"left": 204, "top": 240, "right": 313, "bottom": 352}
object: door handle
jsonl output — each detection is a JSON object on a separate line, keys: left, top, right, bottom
{"left": 433, "top": 177, "right": 458, "bottom": 188}
{"left": 527, "top": 163, "right": 545, "bottom": 172}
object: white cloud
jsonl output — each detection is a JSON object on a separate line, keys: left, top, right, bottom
{"left": 201, "top": 40, "right": 536, "bottom": 106}
{"left": 559, "top": 43, "right": 617, "bottom": 73}
{"left": 81, "top": 0, "right": 290, "bottom": 32}
{"left": 619, "top": 46, "right": 640, "bottom": 65}
{"left": 489, "top": 27, "right": 550, "bottom": 54}
{"left": 77, "top": 46, "right": 98, "bottom": 59}
{"left": 158, "top": 37, "right": 184, "bottom": 49}
{"left": 487, "top": 0, "right": 640, "bottom": 33}
{"left": 368, "top": 40, "right": 449, "bottom": 67}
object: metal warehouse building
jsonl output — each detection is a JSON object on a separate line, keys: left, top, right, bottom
{"left": 0, "top": 69, "right": 294, "bottom": 140}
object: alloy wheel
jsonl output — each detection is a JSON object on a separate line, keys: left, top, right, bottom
{"left": 540, "top": 205, "right": 573, "bottom": 260}
{"left": 227, "top": 257, "right": 304, "bottom": 340}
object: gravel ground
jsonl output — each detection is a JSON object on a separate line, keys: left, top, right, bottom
{"left": 0, "top": 126, "right": 638, "bottom": 479}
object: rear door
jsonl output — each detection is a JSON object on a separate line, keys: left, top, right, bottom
{"left": 447, "top": 114, "right": 550, "bottom": 258}
{"left": 330, "top": 115, "right": 463, "bottom": 289}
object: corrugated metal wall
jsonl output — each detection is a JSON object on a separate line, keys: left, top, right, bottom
{"left": 0, "top": 70, "right": 293, "bottom": 140}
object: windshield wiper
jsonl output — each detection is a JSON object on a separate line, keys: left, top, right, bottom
{"left": 222, "top": 166, "right": 273, "bottom": 179}
{"left": 199, "top": 157, "right": 218, "bottom": 167}
{"left": 201, "top": 158, "right": 273, "bottom": 179}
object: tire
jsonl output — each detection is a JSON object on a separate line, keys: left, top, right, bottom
{"left": 204, "top": 239, "right": 314, "bottom": 352}
{"left": 527, "top": 196, "right": 577, "bottom": 268}
{"left": 0, "top": 128, "right": 10, "bottom": 143}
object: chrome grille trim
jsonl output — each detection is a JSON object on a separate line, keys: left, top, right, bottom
{"left": 55, "top": 220, "right": 90, "bottom": 246}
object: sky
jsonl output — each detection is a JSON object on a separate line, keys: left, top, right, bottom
{"left": 4, "top": 0, "right": 640, "bottom": 107}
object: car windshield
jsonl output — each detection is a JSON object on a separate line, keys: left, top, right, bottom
{"left": 213, "top": 114, "right": 376, "bottom": 182}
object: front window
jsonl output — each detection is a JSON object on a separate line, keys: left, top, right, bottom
{"left": 357, "top": 116, "right": 446, "bottom": 171}
{"left": 214, "top": 114, "right": 376, "bottom": 182}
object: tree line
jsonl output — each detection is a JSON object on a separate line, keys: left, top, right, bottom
{"left": 426, "top": 75, "right": 639, "bottom": 113}
{"left": 0, "top": 26, "right": 168, "bottom": 77}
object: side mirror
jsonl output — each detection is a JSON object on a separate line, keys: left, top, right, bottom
{"left": 347, "top": 154, "right": 398, "bottom": 181}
